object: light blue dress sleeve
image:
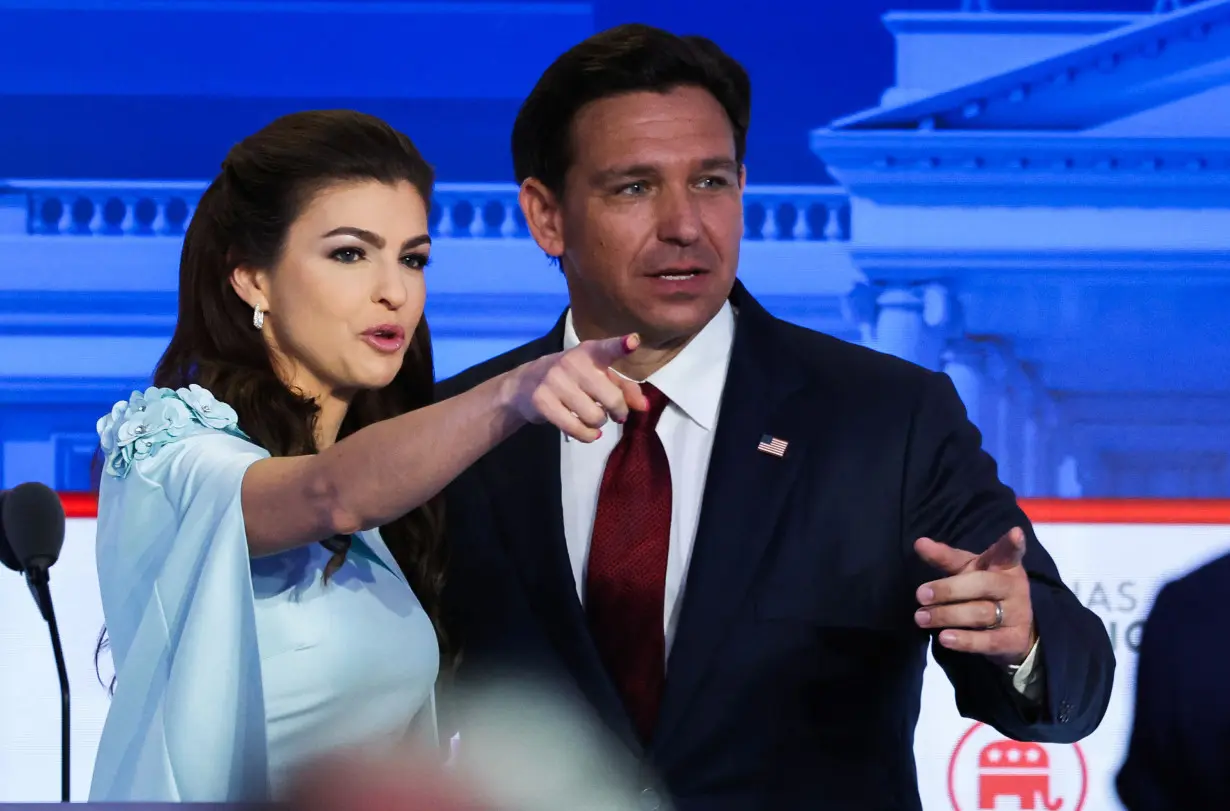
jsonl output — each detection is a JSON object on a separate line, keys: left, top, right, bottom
{"left": 89, "top": 385, "right": 271, "bottom": 802}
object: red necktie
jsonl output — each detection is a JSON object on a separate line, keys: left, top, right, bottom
{"left": 585, "top": 382, "right": 672, "bottom": 743}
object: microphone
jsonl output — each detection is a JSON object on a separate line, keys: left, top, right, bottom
{"left": 1, "top": 483, "right": 70, "bottom": 802}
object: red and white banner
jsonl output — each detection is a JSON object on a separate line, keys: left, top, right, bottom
{"left": 2, "top": 497, "right": 1228, "bottom": 807}
{"left": 916, "top": 501, "right": 1230, "bottom": 811}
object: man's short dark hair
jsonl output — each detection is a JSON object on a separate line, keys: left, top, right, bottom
{"left": 511, "top": 23, "right": 752, "bottom": 197}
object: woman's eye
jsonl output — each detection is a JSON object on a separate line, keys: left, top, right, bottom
{"left": 402, "top": 252, "right": 430, "bottom": 271}
{"left": 330, "top": 247, "right": 365, "bottom": 263}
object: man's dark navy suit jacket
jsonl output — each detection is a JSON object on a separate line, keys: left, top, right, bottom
{"left": 436, "top": 282, "right": 1114, "bottom": 811}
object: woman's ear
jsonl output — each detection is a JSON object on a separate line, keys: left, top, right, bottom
{"left": 230, "top": 264, "right": 270, "bottom": 313}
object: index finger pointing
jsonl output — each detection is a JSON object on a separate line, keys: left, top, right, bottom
{"left": 585, "top": 332, "right": 640, "bottom": 367}
{"left": 974, "top": 526, "right": 1027, "bottom": 571}
{"left": 914, "top": 536, "right": 977, "bottom": 576}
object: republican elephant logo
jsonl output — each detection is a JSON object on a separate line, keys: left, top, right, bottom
{"left": 948, "top": 723, "right": 1087, "bottom": 811}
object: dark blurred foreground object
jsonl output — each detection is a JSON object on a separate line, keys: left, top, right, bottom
{"left": 1116, "top": 551, "right": 1230, "bottom": 811}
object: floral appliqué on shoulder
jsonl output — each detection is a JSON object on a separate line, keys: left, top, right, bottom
{"left": 97, "top": 384, "right": 245, "bottom": 478}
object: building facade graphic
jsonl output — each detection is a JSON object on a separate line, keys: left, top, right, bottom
{"left": 0, "top": 0, "right": 1226, "bottom": 498}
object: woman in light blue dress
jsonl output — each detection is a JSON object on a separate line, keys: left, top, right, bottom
{"left": 88, "top": 110, "right": 647, "bottom": 803}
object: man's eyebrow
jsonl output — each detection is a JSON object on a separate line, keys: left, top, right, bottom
{"left": 697, "top": 157, "right": 739, "bottom": 173}
{"left": 589, "top": 157, "right": 738, "bottom": 185}
{"left": 590, "top": 163, "right": 661, "bottom": 185}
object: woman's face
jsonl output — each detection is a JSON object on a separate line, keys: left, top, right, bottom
{"left": 234, "top": 179, "right": 431, "bottom": 401}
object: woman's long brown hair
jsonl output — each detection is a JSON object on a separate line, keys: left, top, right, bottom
{"left": 96, "top": 110, "right": 450, "bottom": 691}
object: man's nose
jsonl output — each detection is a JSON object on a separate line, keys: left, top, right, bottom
{"left": 655, "top": 187, "right": 702, "bottom": 246}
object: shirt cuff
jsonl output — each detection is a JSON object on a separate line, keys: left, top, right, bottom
{"left": 1009, "top": 637, "right": 1043, "bottom": 700}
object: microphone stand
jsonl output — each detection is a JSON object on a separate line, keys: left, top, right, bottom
{"left": 26, "top": 563, "right": 70, "bottom": 803}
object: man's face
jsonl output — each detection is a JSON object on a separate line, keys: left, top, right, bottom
{"left": 527, "top": 85, "right": 744, "bottom": 347}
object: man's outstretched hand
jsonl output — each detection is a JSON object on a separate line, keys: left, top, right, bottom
{"left": 913, "top": 527, "right": 1037, "bottom": 668}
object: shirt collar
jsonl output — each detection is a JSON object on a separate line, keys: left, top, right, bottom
{"left": 561, "top": 301, "right": 735, "bottom": 432}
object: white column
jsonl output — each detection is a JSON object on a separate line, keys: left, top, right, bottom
{"left": 942, "top": 340, "right": 986, "bottom": 432}
{"left": 870, "top": 284, "right": 949, "bottom": 370}
{"left": 1056, "top": 455, "right": 1084, "bottom": 498}
{"left": 986, "top": 347, "right": 1020, "bottom": 490}
{"left": 874, "top": 287, "right": 921, "bottom": 363}
{"left": 1021, "top": 414, "right": 1039, "bottom": 496}
{"left": 1017, "top": 368, "right": 1055, "bottom": 498}
{"left": 842, "top": 283, "right": 879, "bottom": 346}
{"left": 1040, "top": 395, "right": 1086, "bottom": 498}
{"left": 942, "top": 340, "right": 1022, "bottom": 489}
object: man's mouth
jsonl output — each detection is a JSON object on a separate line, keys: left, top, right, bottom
{"left": 649, "top": 268, "right": 707, "bottom": 281}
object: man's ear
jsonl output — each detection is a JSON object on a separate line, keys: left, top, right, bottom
{"left": 518, "top": 178, "right": 565, "bottom": 259}
{"left": 738, "top": 163, "right": 747, "bottom": 191}
{"left": 230, "top": 264, "right": 270, "bottom": 313}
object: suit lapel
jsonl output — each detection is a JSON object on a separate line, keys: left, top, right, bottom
{"left": 483, "top": 321, "right": 644, "bottom": 754}
{"left": 651, "top": 288, "right": 816, "bottom": 755}
{"left": 480, "top": 289, "right": 824, "bottom": 758}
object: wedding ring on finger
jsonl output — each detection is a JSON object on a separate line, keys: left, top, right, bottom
{"left": 985, "top": 600, "right": 1004, "bottom": 631}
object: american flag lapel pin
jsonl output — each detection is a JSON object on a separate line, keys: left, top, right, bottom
{"left": 757, "top": 434, "right": 788, "bottom": 458}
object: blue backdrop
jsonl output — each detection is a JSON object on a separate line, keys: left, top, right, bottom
{"left": 1, "top": 0, "right": 1227, "bottom": 498}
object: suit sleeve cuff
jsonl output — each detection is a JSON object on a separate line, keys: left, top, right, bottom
{"left": 1009, "top": 637, "right": 1044, "bottom": 700}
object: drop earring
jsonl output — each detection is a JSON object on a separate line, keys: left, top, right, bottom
{"left": 252, "top": 304, "right": 265, "bottom": 329}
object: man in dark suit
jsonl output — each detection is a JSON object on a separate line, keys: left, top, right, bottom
{"left": 1116, "top": 552, "right": 1230, "bottom": 810}
{"left": 438, "top": 23, "right": 1114, "bottom": 811}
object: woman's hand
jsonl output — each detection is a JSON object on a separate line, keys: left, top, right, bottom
{"left": 503, "top": 333, "right": 650, "bottom": 442}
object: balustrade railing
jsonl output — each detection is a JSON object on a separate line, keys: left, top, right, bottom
{"left": 0, "top": 180, "right": 851, "bottom": 242}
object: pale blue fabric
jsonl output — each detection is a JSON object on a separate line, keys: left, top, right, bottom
{"left": 88, "top": 386, "right": 440, "bottom": 802}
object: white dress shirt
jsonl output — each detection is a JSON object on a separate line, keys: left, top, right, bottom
{"left": 559, "top": 302, "right": 1042, "bottom": 697}
{"left": 561, "top": 301, "right": 736, "bottom": 650}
